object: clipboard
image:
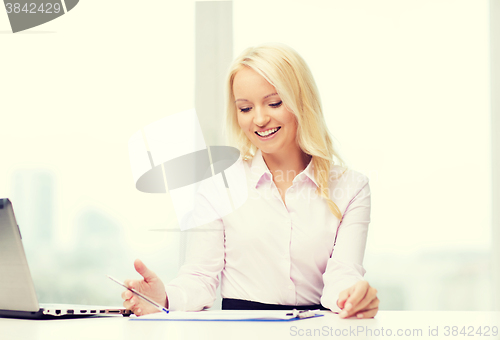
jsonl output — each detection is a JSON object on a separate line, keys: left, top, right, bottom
{"left": 130, "top": 309, "right": 324, "bottom": 322}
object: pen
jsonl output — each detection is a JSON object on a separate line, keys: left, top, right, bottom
{"left": 107, "top": 275, "right": 169, "bottom": 314}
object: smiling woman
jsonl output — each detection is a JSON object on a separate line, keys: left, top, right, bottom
{"left": 232, "top": 66, "right": 304, "bottom": 204}
{"left": 226, "top": 43, "right": 346, "bottom": 220}
{"left": 233, "top": 68, "right": 298, "bottom": 153}
{"left": 121, "top": 43, "right": 379, "bottom": 319}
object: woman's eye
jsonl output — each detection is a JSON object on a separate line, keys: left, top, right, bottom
{"left": 269, "top": 101, "right": 283, "bottom": 108}
{"left": 239, "top": 107, "right": 251, "bottom": 113}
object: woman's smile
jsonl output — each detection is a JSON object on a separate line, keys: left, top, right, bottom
{"left": 255, "top": 126, "right": 281, "bottom": 139}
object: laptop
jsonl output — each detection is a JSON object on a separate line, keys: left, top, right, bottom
{"left": 0, "top": 198, "right": 132, "bottom": 319}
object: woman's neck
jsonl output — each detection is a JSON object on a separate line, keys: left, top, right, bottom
{"left": 261, "top": 146, "right": 311, "bottom": 183}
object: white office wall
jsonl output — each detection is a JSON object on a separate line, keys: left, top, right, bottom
{"left": 0, "top": 1, "right": 195, "bottom": 304}
{"left": 233, "top": 0, "right": 491, "bottom": 310}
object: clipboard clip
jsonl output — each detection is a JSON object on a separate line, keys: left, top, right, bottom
{"left": 286, "top": 309, "right": 321, "bottom": 319}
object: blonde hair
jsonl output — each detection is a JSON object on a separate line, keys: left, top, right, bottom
{"left": 225, "top": 43, "right": 348, "bottom": 222}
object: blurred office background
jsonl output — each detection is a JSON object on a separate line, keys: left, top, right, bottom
{"left": 0, "top": 0, "right": 498, "bottom": 311}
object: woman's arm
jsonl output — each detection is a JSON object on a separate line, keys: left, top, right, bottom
{"left": 164, "top": 218, "right": 224, "bottom": 311}
{"left": 164, "top": 176, "right": 226, "bottom": 311}
{"left": 121, "top": 174, "right": 227, "bottom": 314}
{"left": 321, "top": 177, "right": 378, "bottom": 317}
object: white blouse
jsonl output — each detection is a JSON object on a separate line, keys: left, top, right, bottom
{"left": 164, "top": 149, "right": 371, "bottom": 312}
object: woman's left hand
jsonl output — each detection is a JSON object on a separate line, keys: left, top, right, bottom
{"left": 336, "top": 280, "right": 379, "bottom": 319}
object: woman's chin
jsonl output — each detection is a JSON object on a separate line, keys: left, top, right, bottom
{"left": 259, "top": 145, "right": 281, "bottom": 156}
{"left": 250, "top": 136, "right": 286, "bottom": 156}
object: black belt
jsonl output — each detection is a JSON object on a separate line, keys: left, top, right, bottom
{"left": 222, "top": 298, "right": 329, "bottom": 311}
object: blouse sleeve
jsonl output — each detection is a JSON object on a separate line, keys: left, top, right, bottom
{"left": 164, "top": 178, "right": 226, "bottom": 311}
{"left": 320, "top": 177, "right": 371, "bottom": 312}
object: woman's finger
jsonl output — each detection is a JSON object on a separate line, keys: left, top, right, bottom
{"left": 343, "top": 281, "right": 369, "bottom": 313}
{"left": 123, "top": 298, "right": 148, "bottom": 316}
{"left": 356, "top": 307, "right": 379, "bottom": 319}
{"left": 336, "top": 287, "right": 352, "bottom": 309}
{"left": 134, "top": 259, "right": 158, "bottom": 282}
{"left": 355, "top": 297, "right": 380, "bottom": 317}
{"left": 347, "top": 286, "right": 378, "bottom": 316}
{"left": 121, "top": 290, "right": 132, "bottom": 300}
{"left": 365, "top": 297, "right": 380, "bottom": 310}
{"left": 123, "top": 279, "right": 136, "bottom": 288}
{"left": 123, "top": 300, "right": 134, "bottom": 310}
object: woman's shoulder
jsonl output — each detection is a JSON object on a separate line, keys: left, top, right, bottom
{"left": 196, "top": 153, "right": 248, "bottom": 206}
{"left": 329, "top": 165, "right": 369, "bottom": 185}
{"left": 328, "top": 165, "right": 370, "bottom": 202}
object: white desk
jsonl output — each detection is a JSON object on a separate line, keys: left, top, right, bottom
{"left": 1, "top": 311, "right": 499, "bottom": 340}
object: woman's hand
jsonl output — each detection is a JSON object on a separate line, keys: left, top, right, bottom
{"left": 122, "top": 259, "right": 168, "bottom": 316}
{"left": 337, "top": 280, "right": 379, "bottom": 319}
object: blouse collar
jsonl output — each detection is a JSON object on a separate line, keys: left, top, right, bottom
{"left": 249, "top": 149, "right": 318, "bottom": 189}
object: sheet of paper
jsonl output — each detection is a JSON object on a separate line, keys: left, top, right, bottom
{"left": 131, "top": 310, "right": 324, "bottom": 322}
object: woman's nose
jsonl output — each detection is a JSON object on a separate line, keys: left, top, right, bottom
{"left": 253, "top": 107, "right": 270, "bottom": 127}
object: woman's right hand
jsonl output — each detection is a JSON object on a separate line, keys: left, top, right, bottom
{"left": 121, "top": 259, "right": 168, "bottom": 316}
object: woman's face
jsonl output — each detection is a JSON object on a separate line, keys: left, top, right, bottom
{"left": 233, "top": 67, "right": 299, "bottom": 157}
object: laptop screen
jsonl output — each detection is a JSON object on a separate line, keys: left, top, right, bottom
{"left": 0, "top": 198, "right": 40, "bottom": 312}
